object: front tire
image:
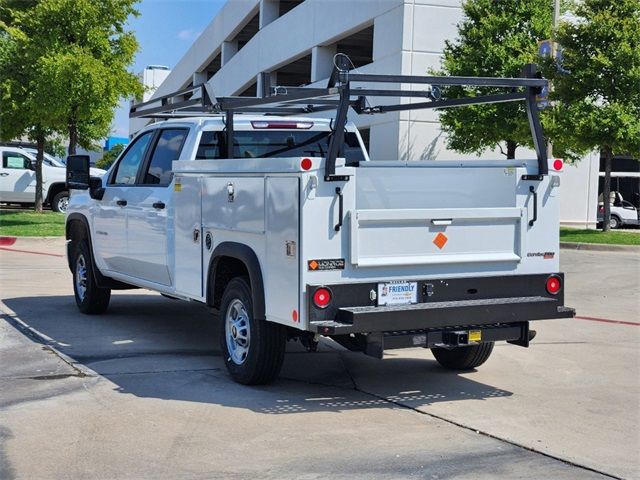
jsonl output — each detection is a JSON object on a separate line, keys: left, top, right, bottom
{"left": 432, "top": 342, "right": 494, "bottom": 370}
{"left": 52, "top": 191, "right": 69, "bottom": 213}
{"left": 219, "top": 277, "right": 286, "bottom": 385}
{"left": 72, "top": 240, "right": 111, "bottom": 314}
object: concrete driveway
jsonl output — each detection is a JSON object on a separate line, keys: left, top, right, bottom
{"left": 1, "top": 238, "right": 638, "bottom": 479}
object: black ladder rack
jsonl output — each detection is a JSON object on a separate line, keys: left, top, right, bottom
{"left": 129, "top": 56, "right": 549, "bottom": 180}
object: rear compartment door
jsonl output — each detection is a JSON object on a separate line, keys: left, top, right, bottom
{"left": 351, "top": 165, "right": 526, "bottom": 268}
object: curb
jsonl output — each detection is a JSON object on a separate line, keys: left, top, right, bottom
{"left": 560, "top": 242, "right": 640, "bottom": 252}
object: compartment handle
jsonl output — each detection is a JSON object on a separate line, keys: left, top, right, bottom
{"left": 335, "top": 187, "right": 343, "bottom": 232}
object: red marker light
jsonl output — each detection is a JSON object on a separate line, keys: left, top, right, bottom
{"left": 546, "top": 275, "right": 561, "bottom": 295}
{"left": 553, "top": 159, "right": 563, "bottom": 171}
{"left": 301, "top": 158, "right": 312, "bottom": 171}
{"left": 313, "top": 287, "right": 332, "bottom": 309}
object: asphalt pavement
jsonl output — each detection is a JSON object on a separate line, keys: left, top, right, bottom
{"left": 0, "top": 238, "right": 638, "bottom": 479}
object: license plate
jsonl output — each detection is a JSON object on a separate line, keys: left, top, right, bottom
{"left": 378, "top": 281, "right": 418, "bottom": 306}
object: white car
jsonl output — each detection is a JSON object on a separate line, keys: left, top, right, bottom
{"left": 0, "top": 146, "right": 104, "bottom": 212}
{"left": 598, "top": 202, "right": 639, "bottom": 229}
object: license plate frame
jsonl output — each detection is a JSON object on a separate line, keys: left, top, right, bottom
{"left": 377, "top": 281, "right": 418, "bottom": 306}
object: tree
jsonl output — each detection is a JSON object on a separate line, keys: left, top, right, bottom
{"left": 544, "top": 0, "right": 640, "bottom": 231}
{"left": 1, "top": 0, "right": 142, "bottom": 211}
{"left": 0, "top": 6, "right": 54, "bottom": 212}
{"left": 96, "top": 143, "right": 125, "bottom": 170}
{"left": 435, "top": 0, "right": 553, "bottom": 159}
{"left": 17, "top": 0, "right": 143, "bottom": 155}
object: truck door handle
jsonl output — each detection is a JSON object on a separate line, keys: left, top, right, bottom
{"left": 152, "top": 201, "right": 165, "bottom": 209}
{"left": 528, "top": 186, "right": 537, "bottom": 227}
{"left": 334, "top": 187, "right": 343, "bottom": 232}
{"left": 116, "top": 199, "right": 127, "bottom": 207}
{"left": 0, "top": 173, "right": 8, "bottom": 177}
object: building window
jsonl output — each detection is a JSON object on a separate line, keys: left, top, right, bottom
{"left": 279, "top": 0, "right": 304, "bottom": 17}
{"left": 335, "top": 25, "right": 374, "bottom": 68}
{"left": 203, "top": 53, "right": 221, "bottom": 81}
{"left": 238, "top": 82, "right": 258, "bottom": 97}
{"left": 232, "top": 12, "right": 260, "bottom": 51}
{"left": 274, "top": 53, "right": 312, "bottom": 87}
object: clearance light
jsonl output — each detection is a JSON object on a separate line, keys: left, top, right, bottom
{"left": 251, "top": 121, "right": 313, "bottom": 129}
{"left": 546, "top": 275, "right": 562, "bottom": 295}
{"left": 552, "top": 159, "right": 564, "bottom": 171}
{"left": 301, "top": 158, "right": 313, "bottom": 171}
{"left": 313, "top": 287, "right": 332, "bottom": 309}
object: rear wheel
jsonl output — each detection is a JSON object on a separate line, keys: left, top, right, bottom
{"left": 72, "top": 240, "right": 111, "bottom": 314}
{"left": 432, "top": 342, "right": 494, "bottom": 370}
{"left": 219, "top": 277, "right": 286, "bottom": 385}
{"left": 609, "top": 215, "right": 621, "bottom": 229}
{"left": 52, "top": 191, "right": 69, "bottom": 213}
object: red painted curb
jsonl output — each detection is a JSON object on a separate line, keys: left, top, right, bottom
{"left": 575, "top": 316, "right": 639, "bottom": 327}
{"left": 0, "top": 246, "right": 64, "bottom": 258}
{"left": 0, "top": 236, "right": 17, "bottom": 246}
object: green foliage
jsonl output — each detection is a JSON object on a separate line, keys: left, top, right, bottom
{"left": 560, "top": 228, "right": 640, "bottom": 246}
{"left": 543, "top": 0, "right": 640, "bottom": 161}
{"left": 0, "top": 210, "right": 65, "bottom": 236}
{"left": 435, "top": 0, "right": 553, "bottom": 158}
{"left": 97, "top": 142, "right": 125, "bottom": 170}
{"left": 0, "top": 0, "right": 143, "bottom": 150}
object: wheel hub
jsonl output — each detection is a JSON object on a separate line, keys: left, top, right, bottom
{"left": 75, "top": 254, "right": 88, "bottom": 301}
{"left": 225, "top": 299, "right": 250, "bottom": 365}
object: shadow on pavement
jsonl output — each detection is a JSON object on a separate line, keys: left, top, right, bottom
{"left": 3, "top": 294, "right": 512, "bottom": 414}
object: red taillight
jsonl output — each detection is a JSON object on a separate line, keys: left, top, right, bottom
{"left": 313, "top": 287, "right": 332, "bottom": 309}
{"left": 301, "top": 158, "right": 312, "bottom": 170}
{"left": 251, "top": 121, "right": 313, "bottom": 129}
{"left": 546, "top": 275, "right": 562, "bottom": 295}
{"left": 553, "top": 159, "right": 564, "bottom": 171}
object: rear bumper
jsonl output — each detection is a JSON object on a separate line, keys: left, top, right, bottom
{"left": 308, "top": 273, "right": 575, "bottom": 335}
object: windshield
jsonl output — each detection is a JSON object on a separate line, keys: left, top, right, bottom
{"left": 24, "top": 149, "right": 65, "bottom": 167}
{"left": 196, "top": 130, "right": 366, "bottom": 165}
{"left": 43, "top": 153, "right": 65, "bottom": 167}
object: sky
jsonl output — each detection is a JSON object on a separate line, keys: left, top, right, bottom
{"left": 111, "top": 0, "right": 226, "bottom": 139}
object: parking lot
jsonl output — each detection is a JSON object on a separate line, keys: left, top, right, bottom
{"left": 1, "top": 238, "right": 638, "bottom": 479}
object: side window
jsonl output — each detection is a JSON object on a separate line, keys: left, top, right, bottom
{"left": 196, "top": 131, "right": 223, "bottom": 159}
{"left": 112, "top": 131, "right": 154, "bottom": 185}
{"left": 141, "top": 129, "right": 188, "bottom": 186}
{"left": 2, "top": 152, "right": 31, "bottom": 169}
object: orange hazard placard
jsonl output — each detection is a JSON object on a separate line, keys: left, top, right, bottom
{"left": 433, "top": 232, "right": 448, "bottom": 250}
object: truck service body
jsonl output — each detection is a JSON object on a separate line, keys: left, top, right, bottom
{"left": 65, "top": 62, "right": 574, "bottom": 384}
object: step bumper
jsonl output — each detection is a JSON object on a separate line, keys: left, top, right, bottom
{"left": 310, "top": 295, "right": 575, "bottom": 335}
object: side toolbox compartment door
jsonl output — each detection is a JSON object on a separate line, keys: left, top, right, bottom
{"left": 265, "top": 177, "right": 300, "bottom": 325}
{"left": 174, "top": 174, "right": 203, "bottom": 298}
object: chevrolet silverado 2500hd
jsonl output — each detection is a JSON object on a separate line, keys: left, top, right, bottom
{"left": 65, "top": 63, "right": 574, "bottom": 384}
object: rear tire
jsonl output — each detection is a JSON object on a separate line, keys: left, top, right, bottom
{"left": 72, "top": 240, "right": 111, "bottom": 314}
{"left": 609, "top": 215, "right": 621, "bottom": 229}
{"left": 432, "top": 342, "right": 494, "bottom": 370}
{"left": 219, "top": 277, "right": 286, "bottom": 385}
{"left": 52, "top": 191, "right": 69, "bottom": 213}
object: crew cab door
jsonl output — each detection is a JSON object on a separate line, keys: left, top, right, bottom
{"left": 0, "top": 150, "right": 36, "bottom": 202}
{"left": 93, "top": 131, "right": 154, "bottom": 276}
{"left": 126, "top": 128, "right": 187, "bottom": 286}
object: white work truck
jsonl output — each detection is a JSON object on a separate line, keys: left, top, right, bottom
{"left": 65, "top": 63, "right": 574, "bottom": 384}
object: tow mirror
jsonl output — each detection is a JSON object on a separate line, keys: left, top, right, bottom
{"left": 66, "top": 155, "right": 90, "bottom": 190}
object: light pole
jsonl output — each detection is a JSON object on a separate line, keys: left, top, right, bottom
{"left": 547, "top": 0, "right": 561, "bottom": 159}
